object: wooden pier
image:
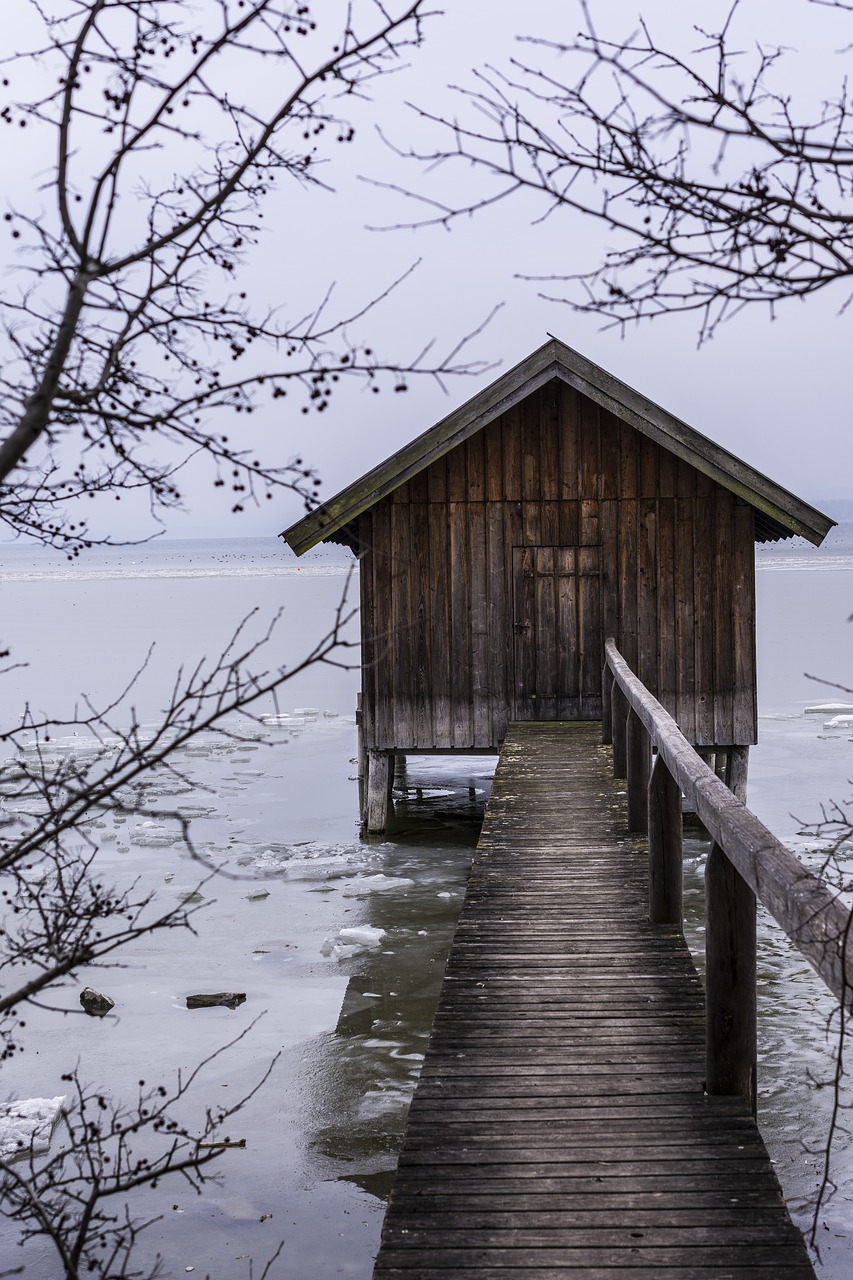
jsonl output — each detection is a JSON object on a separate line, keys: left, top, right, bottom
{"left": 282, "top": 339, "right": 844, "bottom": 1275}
{"left": 373, "top": 721, "right": 816, "bottom": 1279}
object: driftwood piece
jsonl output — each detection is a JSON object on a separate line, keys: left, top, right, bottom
{"left": 186, "top": 992, "right": 246, "bottom": 1010}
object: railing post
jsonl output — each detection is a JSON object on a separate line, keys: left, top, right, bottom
{"left": 648, "top": 754, "right": 683, "bottom": 927}
{"left": 611, "top": 681, "right": 628, "bottom": 779}
{"left": 601, "top": 664, "right": 613, "bottom": 745}
{"left": 705, "top": 844, "right": 757, "bottom": 1115}
{"left": 626, "top": 708, "right": 650, "bottom": 832}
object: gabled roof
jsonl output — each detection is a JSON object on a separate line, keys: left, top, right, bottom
{"left": 282, "top": 337, "right": 834, "bottom": 555}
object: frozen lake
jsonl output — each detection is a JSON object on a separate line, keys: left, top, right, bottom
{"left": 0, "top": 532, "right": 851, "bottom": 1277}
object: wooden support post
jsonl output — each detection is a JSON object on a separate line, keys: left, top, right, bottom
{"left": 611, "top": 682, "right": 628, "bottom": 779}
{"left": 356, "top": 694, "right": 367, "bottom": 824}
{"left": 387, "top": 752, "right": 396, "bottom": 798}
{"left": 361, "top": 754, "right": 370, "bottom": 825}
{"left": 366, "top": 751, "right": 390, "bottom": 834}
{"left": 601, "top": 665, "right": 613, "bottom": 745}
{"left": 726, "top": 746, "right": 749, "bottom": 803}
{"left": 705, "top": 843, "right": 757, "bottom": 1115}
{"left": 626, "top": 708, "right": 650, "bottom": 832}
{"left": 356, "top": 693, "right": 366, "bottom": 780}
{"left": 647, "top": 754, "right": 683, "bottom": 927}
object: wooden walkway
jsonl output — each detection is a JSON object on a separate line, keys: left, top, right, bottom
{"left": 373, "top": 722, "right": 815, "bottom": 1279}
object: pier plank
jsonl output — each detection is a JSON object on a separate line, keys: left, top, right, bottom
{"left": 373, "top": 722, "right": 815, "bottom": 1280}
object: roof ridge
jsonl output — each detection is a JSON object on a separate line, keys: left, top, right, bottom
{"left": 282, "top": 338, "right": 834, "bottom": 554}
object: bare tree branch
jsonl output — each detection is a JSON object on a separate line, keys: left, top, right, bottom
{"left": 0, "top": 0, "right": 486, "bottom": 553}
{"left": 0, "top": 5, "right": 474, "bottom": 1273}
{"left": 393, "top": 0, "right": 853, "bottom": 340}
{"left": 1, "top": 1020, "right": 279, "bottom": 1278}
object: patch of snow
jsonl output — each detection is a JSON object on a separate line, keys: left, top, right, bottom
{"left": 0, "top": 1096, "right": 66, "bottom": 1161}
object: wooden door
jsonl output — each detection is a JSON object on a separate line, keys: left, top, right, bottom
{"left": 512, "top": 546, "right": 602, "bottom": 721}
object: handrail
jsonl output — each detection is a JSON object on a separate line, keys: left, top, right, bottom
{"left": 603, "top": 637, "right": 852, "bottom": 1110}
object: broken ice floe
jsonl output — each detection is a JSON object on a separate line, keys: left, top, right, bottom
{"left": 0, "top": 1096, "right": 66, "bottom": 1161}
{"left": 321, "top": 925, "right": 386, "bottom": 961}
{"left": 259, "top": 713, "right": 306, "bottom": 729}
{"left": 174, "top": 804, "right": 217, "bottom": 819}
{"left": 822, "top": 714, "right": 853, "bottom": 729}
{"left": 341, "top": 873, "right": 415, "bottom": 897}
{"left": 129, "top": 823, "right": 184, "bottom": 848}
{"left": 805, "top": 703, "right": 853, "bottom": 716}
{"left": 253, "top": 841, "right": 372, "bottom": 881}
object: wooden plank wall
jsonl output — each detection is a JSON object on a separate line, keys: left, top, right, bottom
{"left": 360, "top": 381, "right": 757, "bottom": 751}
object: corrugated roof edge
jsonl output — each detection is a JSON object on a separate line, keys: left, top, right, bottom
{"left": 281, "top": 337, "right": 835, "bottom": 555}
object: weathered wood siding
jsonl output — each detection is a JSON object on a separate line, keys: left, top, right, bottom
{"left": 360, "top": 380, "right": 757, "bottom": 751}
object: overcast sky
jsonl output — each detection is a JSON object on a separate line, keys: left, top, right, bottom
{"left": 3, "top": 0, "right": 852, "bottom": 542}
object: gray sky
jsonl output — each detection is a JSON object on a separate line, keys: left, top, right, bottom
{"left": 3, "top": 0, "right": 852, "bottom": 541}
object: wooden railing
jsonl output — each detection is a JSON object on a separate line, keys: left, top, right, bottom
{"left": 602, "top": 638, "right": 853, "bottom": 1116}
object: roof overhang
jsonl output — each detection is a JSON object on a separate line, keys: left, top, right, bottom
{"left": 282, "top": 338, "right": 834, "bottom": 555}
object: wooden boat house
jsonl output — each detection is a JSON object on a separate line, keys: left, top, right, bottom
{"left": 282, "top": 338, "right": 833, "bottom": 831}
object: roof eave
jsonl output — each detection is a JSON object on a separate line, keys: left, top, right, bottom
{"left": 281, "top": 336, "right": 835, "bottom": 553}
{"left": 548, "top": 359, "right": 834, "bottom": 548}
{"left": 282, "top": 342, "right": 562, "bottom": 555}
